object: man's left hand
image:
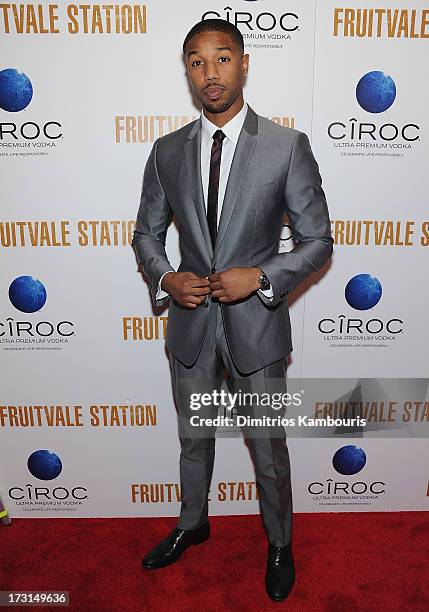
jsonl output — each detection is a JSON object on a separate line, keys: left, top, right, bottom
{"left": 209, "top": 267, "right": 260, "bottom": 302}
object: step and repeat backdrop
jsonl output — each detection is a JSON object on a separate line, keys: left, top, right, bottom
{"left": 1, "top": 1, "right": 428, "bottom": 518}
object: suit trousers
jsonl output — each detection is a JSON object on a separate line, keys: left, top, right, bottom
{"left": 169, "top": 299, "right": 293, "bottom": 547}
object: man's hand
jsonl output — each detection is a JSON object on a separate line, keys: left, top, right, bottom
{"left": 209, "top": 267, "right": 260, "bottom": 303}
{"left": 162, "top": 272, "right": 211, "bottom": 309}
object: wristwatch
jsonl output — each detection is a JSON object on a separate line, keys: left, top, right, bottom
{"left": 256, "top": 268, "right": 271, "bottom": 291}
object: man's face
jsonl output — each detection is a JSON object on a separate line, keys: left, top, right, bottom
{"left": 185, "top": 30, "right": 248, "bottom": 115}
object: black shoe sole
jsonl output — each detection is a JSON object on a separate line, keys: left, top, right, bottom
{"left": 267, "top": 593, "right": 289, "bottom": 602}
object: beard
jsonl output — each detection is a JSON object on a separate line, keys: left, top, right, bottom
{"left": 201, "top": 99, "right": 231, "bottom": 114}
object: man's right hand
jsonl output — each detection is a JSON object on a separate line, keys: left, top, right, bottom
{"left": 162, "top": 272, "right": 211, "bottom": 309}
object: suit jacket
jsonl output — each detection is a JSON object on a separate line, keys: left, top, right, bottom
{"left": 132, "top": 106, "right": 333, "bottom": 373}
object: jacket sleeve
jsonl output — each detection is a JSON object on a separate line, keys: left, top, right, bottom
{"left": 257, "top": 131, "right": 333, "bottom": 308}
{"left": 131, "top": 138, "right": 175, "bottom": 306}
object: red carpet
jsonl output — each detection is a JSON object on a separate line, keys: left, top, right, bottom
{"left": 1, "top": 512, "right": 428, "bottom": 611}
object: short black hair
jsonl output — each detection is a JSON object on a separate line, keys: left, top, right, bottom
{"left": 183, "top": 19, "right": 244, "bottom": 55}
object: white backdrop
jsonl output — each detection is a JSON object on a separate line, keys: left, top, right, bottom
{"left": 1, "top": 0, "right": 428, "bottom": 518}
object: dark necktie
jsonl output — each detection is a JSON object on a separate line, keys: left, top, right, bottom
{"left": 207, "top": 129, "right": 226, "bottom": 248}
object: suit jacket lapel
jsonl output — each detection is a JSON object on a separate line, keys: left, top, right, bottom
{"left": 213, "top": 106, "right": 258, "bottom": 262}
{"left": 184, "top": 119, "right": 214, "bottom": 259}
{"left": 183, "top": 106, "right": 259, "bottom": 264}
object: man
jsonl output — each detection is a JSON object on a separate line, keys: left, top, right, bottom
{"left": 132, "top": 19, "right": 333, "bottom": 602}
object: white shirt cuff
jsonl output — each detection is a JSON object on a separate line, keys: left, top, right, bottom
{"left": 156, "top": 271, "right": 174, "bottom": 300}
{"left": 258, "top": 287, "right": 273, "bottom": 300}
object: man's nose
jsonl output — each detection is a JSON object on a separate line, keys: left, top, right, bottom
{"left": 204, "top": 61, "right": 220, "bottom": 81}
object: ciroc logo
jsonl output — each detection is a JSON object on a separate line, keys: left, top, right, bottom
{"left": 328, "top": 70, "right": 420, "bottom": 152}
{"left": 8, "top": 450, "right": 88, "bottom": 507}
{"left": 0, "top": 68, "right": 33, "bottom": 112}
{"left": 344, "top": 274, "right": 382, "bottom": 310}
{"left": 0, "top": 67, "right": 62, "bottom": 151}
{"left": 332, "top": 445, "right": 366, "bottom": 475}
{"left": 318, "top": 273, "right": 403, "bottom": 344}
{"left": 356, "top": 71, "right": 396, "bottom": 113}
{"left": 27, "top": 449, "right": 62, "bottom": 480}
{"left": 307, "top": 446, "right": 386, "bottom": 503}
{"left": 201, "top": 5, "right": 299, "bottom": 46}
{"left": 9, "top": 275, "right": 47, "bottom": 313}
{"left": 1, "top": 275, "right": 75, "bottom": 350}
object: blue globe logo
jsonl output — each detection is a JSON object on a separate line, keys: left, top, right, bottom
{"left": 356, "top": 71, "right": 396, "bottom": 113}
{"left": 0, "top": 68, "right": 33, "bottom": 112}
{"left": 27, "top": 450, "right": 63, "bottom": 480}
{"left": 345, "top": 274, "right": 382, "bottom": 310}
{"left": 333, "top": 445, "right": 366, "bottom": 475}
{"left": 9, "top": 276, "right": 47, "bottom": 313}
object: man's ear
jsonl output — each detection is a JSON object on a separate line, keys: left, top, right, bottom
{"left": 242, "top": 53, "right": 249, "bottom": 78}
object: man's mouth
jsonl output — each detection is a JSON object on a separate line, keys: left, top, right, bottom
{"left": 203, "top": 86, "right": 225, "bottom": 100}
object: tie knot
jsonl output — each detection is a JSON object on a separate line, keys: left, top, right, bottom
{"left": 213, "top": 129, "right": 225, "bottom": 142}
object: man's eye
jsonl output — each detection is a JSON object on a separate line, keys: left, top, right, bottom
{"left": 191, "top": 60, "right": 202, "bottom": 67}
{"left": 218, "top": 57, "right": 231, "bottom": 63}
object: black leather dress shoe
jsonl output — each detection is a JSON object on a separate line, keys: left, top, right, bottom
{"left": 265, "top": 543, "right": 295, "bottom": 601}
{"left": 142, "top": 522, "right": 210, "bottom": 569}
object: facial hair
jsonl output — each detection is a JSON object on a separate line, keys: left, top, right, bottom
{"left": 202, "top": 100, "right": 231, "bottom": 114}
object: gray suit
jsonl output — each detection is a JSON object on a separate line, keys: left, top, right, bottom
{"left": 132, "top": 106, "right": 333, "bottom": 546}
{"left": 132, "top": 107, "right": 332, "bottom": 373}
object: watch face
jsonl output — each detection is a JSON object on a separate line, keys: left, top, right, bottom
{"left": 260, "top": 272, "right": 270, "bottom": 290}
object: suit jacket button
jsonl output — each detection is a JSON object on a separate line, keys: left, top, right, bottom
{"left": 201, "top": 301, "right": 209, "bottom": 308}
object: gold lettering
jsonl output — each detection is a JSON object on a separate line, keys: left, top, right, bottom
{"left": 420, "top": 222, "right": 429, "bottom": 246}
{"left": 397, "top": 9, "right": 409, "bottom": 38}
{"left": 67, "top": 4, "right": 79, "bottom": 34}
{"left": 421, "top": 9, "right": 429, "bottom": 37}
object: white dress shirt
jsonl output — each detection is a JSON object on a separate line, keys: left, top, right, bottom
{"left": 156, "top": 102, "right": 272, "bottom": 300}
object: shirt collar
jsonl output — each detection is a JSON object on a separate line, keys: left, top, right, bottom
{"left": 200, "top": 102, "right": 248, "bottom": 145}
